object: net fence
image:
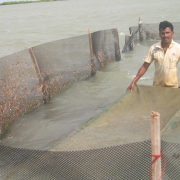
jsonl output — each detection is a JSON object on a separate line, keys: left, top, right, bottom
{"left": 122, "top": 22, "right": 180, "bottom": 53}
{"left": 0, "top": 50, "right": 43, "bottom": 136}
{"left": 32, "top": 29, "right": 120, "bottom": 98}
{"left": 0, "top": 28, "right": 120, "bottom": 137}
{"left": 1, "top": 22, "right": 180, "bottom": 179}
{"left": 142, "top": 22, "right": 180, "bottom": 40}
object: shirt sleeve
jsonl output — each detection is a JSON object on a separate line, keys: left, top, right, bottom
{"left": 144, "top": 45, "right": 154, "bottom": 64}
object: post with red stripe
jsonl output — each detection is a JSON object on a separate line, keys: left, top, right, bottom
{"left": 150, "top": 111, "right": 161, "bottom": 180}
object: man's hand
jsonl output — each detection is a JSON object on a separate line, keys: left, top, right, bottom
{"left": 126, "top": 62, "right": 150, "bottom": 92}
{"left": 126, "top": 82, "right": 135, "bottom": 91}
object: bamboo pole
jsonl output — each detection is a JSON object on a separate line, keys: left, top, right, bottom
{"left": 29, "top": 48, "right": 43, "bottom": 85}
{"left": 88, "top": 28, "right": 96, "bottom": 76}
{"left": 112, "top": 28, "right": 121, "bottom": 61}
{"left": 29, "top": 48, "right": 50, "bottom": 104}
{"left": 150, "top": 111, "right": 161, "bottom": 180}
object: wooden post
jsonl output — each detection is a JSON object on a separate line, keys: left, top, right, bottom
{"left": 150, "top": 111, "right": 161, "bottom": 180}
{"left": 88, "top": 28, "right": 96, "bottom": 76}
{"left": 128, "top": 32, "right": 134, "bottom": 51}
{"left": 138, "top": 16, "right": 144, "bottom": 41}
{"left": 29, "top": 48, "right": 43, "bottom": 85}
{"left": 112, "top": 28, "right": 121, "bottom": 61}
{"left": 29, "top": 48, "right": 51, "bottom": 104}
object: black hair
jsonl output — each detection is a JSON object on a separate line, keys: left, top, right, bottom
{"left": 159, "top": 21, "right": 174, "bottom": 31}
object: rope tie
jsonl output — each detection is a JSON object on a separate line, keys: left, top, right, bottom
{"left": 149, "top": 151, "right": 167, "bottom": 180}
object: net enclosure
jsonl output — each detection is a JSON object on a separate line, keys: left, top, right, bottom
{"left": 31, "top": 29, "right": 120, "bottom": 98}
{"left": 1, "top": 22, "right": 180, "bottom": 179}
{"left": 0, "top": 28, "right": 120, "bottom": 137}
{"left": 1, "top": 85, "right": 180, "bottom": 179}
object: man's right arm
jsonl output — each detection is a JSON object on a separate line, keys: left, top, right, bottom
{"left": 126, "top": 62, "right": 150, "bottom": 91}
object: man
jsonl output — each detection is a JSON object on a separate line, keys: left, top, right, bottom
{"left": 126, "top": 21, "right": 180, "bottom": 91}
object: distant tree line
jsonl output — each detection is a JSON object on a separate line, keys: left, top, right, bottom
{"left": 0, "top": 0, "right": 62, "bottom": 5}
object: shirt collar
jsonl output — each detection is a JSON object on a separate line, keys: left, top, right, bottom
{"left": 155, "top": 40, "right": 175, "bottom": 49}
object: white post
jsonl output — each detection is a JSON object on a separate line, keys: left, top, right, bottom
{"left": 150, "top": 111, "right": 161, "bottom": 180}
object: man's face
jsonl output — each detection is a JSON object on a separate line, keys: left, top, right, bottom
{"left": 159, "top": 27, "right": 174, "bottom": 44}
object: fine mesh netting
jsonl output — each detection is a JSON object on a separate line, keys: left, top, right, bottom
{"left": 122, "top": 22, "right": 180, "bottom": 53}
{"left": 32, "top": 29, "right": 120, "bottom": 97}
{"left": 142, "top": 22, "right": 180, "bottom": 40}
{"left": 1, "top": 23, "right": 180, "bottom": 179}
{"left": 0, "top": 50, "right": 43, "bottom": 135}
{"left": 1, "top": 140, "right": 180, "bottom": 180}
{"left": 51, "top": 85, "right": 180, "bottom": 151}
{"left": 1, "top": 85, "right": 180, "bottom": 179}
{"left": 0, "top": 28, "right": 120, "bottom": 136}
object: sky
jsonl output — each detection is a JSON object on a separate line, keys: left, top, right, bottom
{"left": 0, "top": 0, "right": 9, "bottom": 2}
{"left": 0, "top": 0, "right": 36, "bottom": 2}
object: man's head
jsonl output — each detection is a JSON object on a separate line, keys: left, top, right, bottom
{"left": 159, "top": 21, "right": 174, "bottom": 31}
{"left": 159, "top": 21, "right": 174, "bottom": 45}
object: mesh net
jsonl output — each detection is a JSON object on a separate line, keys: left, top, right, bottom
{"left": 51, "top": 85, "right": 180, "bottom": 151}
{"left": 142, "top": 22, "right": 180, "bottom": 40}
{"left": 32, "top": 34, "right": 92, "bottom": 97}
{"left": 1, "top": 23, "right": 180, "bottom": 179}
{"left": 1, "top": 85, "right": 180, "bottom": 179}
{"left": 122, "top": 22, "right": 180, "bottom": 53}
{"left": 32, "top": 29, "right": 119, "bottom": 97}
{"left": 122, "top": 26, "right": 138, "bottom": 53}
{"left": 0, "top": 140, "right": 152, "bottom": 180}
{"left": 0, "top": 29, "right": 119, "bottom": 135}
{"left": 0, "top": 50, "right": 43, "bottom": 136}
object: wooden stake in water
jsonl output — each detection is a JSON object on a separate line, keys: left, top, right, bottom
{"left": 29, "top": 48, "right": 51, "bottom": 104}
{"left": 88, "top": 28, "right": 96, "bottom": 76}
{"left": 151, "top": 111, "right": 161, "bottom": 180}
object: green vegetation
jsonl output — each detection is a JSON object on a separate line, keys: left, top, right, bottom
{"left": 0, "top": 0, "right": 62, "bottom": 6}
